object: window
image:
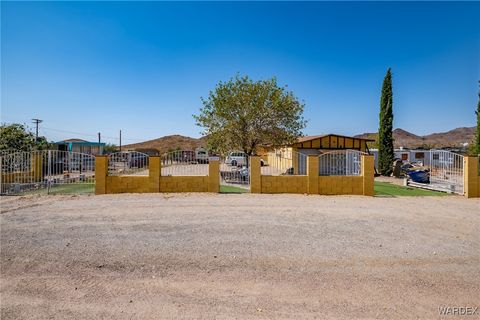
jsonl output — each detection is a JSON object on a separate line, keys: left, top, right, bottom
{"left": 401, "top": 154, "right": 408, "bottom": 160}
{"left": 415, "top": 152, "right": 424, "bottom": 159}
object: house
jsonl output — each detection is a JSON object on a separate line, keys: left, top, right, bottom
{"left": 289, "top": 134, "right": 373, "bottom": 153}
{"left": 369, "top": 148, "right": 432, "bottom": 167}
{"left": 260, "top": 134, "right": 375, "bottom": 174}
{"left": 54, "top": 139, "right": 105, "bottom": 155}
{"left": 260, "top": 134, "right": 373, "bottom": 155}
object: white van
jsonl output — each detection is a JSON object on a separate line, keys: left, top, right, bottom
{"left": 225, "top": 151, "right": 264, "bottom": 167}
{"left": 225, "top": 151, "right": 247, "bottom": 166}
{"left": 195, "top": 147, "right": 209, "bottom": 164}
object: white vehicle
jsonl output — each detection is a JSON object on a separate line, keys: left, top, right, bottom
{"left": 195, "top": 147, "right": 209, "bottom": 164}
{"left": 225, "top": 151, "right": 264, "bottom": 167}
{"left": 225, "top": 151, "right": 248, "bottom": 167}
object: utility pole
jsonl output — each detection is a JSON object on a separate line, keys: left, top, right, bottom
{"left": 31, "top": 118, "right": 43, "bottom": 141}
{"left": 119, "top": 130, "right": 122, "bottom": 151}
{"left": 98, "top": 132, "right": 101, "bottom": 143}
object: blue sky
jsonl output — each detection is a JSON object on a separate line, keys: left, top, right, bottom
{"left": 1, "top": 2, "right": 479, "bottom": 144}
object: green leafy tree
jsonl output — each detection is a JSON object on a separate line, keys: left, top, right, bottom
{"left": 378, "top": 68, "right": 395, "bottom": 175}
{"left": 35, "top": 136, "right": 51, "bottom": 150}
{"left": 104, "top": 143, "right": 118, "bottom": 154}
{"left": 0, "top": 123, "right": 50, "bottom": 151}
{"left": 194, "top": 75, "right": 306, "bottom": 155}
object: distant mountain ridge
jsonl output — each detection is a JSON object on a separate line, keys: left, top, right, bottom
{"left": 124, "top": 135, "right": 207, "bottom": 154}
{"left": 355, "top": 127, "right": 475, "bottom": 149}
{"left": 124, "top": 127, "right": 476, "bottom": 152}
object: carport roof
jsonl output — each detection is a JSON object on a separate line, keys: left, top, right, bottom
{"left": 283, "top": 134, "right": 375, "bottom": 152}
{"left": 294, "top": 134, "right": 375, "bottom": 144}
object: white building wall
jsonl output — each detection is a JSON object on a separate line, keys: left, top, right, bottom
{"left": 369, "top": 149, "right": 432, "bottom": 168}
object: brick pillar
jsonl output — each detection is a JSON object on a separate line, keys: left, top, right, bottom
{"left": 464, "top": 156, "right": 479, "bottom": 198}
{"left": 149, "top": 156, "right": 160, "bottom": 193}
{"left": 31, "top": 153, "right": 43, "bottom": 182}
{"left": 95, "top": 155, "right": 108, "bottom": 195}
{"left": 208, "top": 159, "right": 220, "bottom": 193}
{"left": 362, "top": 155, "right": 374, "bottom": 196}
{"left": 307, "top": 155, "right": 318, "bottom": 194}
{"left": 250, "top": 156, "right": 261, "bottom": 193}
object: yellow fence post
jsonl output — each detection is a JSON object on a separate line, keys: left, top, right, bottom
{"left": 362, "top": 155, "right": 374, "bottom": 196}
{"left": 95, "top": 155, "right": 108, "bottom": 195}
{"left": 149, "top": 156, "right": 160, "bottom": 193}
{"left": 208, "top": 158, "right": 220, "bottom": 193}
{"left": 31, "top": 153, "right": 43, "bottom": 182}
{"left": 250, "top": 156, "right": 261, "bottom": 193}
{"left": 292, "top": 148, "right": 299, "bottom": 175}
{"left": 464, "top": 156, "right": 479, "bottom": 198}
{"left": 307, "top": 155, "right": 318, "bottom": 194}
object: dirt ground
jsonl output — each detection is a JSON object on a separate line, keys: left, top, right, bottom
{"left": 1, "top": 193, "right": 479, "bottom": 319}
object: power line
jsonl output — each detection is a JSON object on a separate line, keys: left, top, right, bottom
{"left": 38, "top": 126, "right": 148, "bottom": 142}
{"left": 40, "top": 126, "right": 98, "bottom": 138}
{"left": 2, "top": 121, "right": 158, "bottom": 143}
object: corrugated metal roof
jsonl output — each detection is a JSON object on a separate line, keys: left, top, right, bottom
{"left": 62, "top": 138, "right": 87, "bottom": 142}
{"left": 294, "top": 134, "right": 375, "bottom": 144}
{"left": 297, "top": 135, "right": 328, "bottom": 143}
{"left": 54, "top": 139, "right": 105, "bottom": 146}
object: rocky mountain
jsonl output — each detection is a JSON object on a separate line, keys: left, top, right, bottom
{"left": 355, "top": 127, "right": 475, "bottom": 149}
{"left": 123, "top": 135, "right": 207, "bottom": 154}
{"left": 124, "top": 127, "right": 476, "bottom": 153}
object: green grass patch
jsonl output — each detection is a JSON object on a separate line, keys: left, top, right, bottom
{"left": 220, "top": 185, "right": 250, "bottom": 193}
{"left": 21, "top": 183, "right": 95, "bottom": 195}
{"left": 374, "top": 181, "right": 448, "bottom": 197}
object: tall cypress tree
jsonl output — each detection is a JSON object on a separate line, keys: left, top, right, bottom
{"left": 474, "top": 83, "right": 480, "bottom": 155}
{"left": 378, "top": 68, "right": 395, "bottom": 176}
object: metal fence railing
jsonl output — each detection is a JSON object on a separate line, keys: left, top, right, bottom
{"left": 263, "top": 150, "right": 307, "bottom": 175}
{"left": 1, "top": 150, "right": 95, "bottom": 195}
{"left": 428, "top": 150, "right": 464, "bottom": 194}
{"left": 108, "top": 151, "right": 149, "bottom": 176}
{"left": 0, "top": 149, "right": 21, "bottom": 157}
{"left": 219, "top": 155, "right": 250, "bottom": 187}
{"left": 1, "top": 151, "right": 43, "bottom": 194}
{"left": 318, "top": 150, "right": 363, "bottom": 176}
{"left": 161, "top": 150, "right": 208, "bottom": 176}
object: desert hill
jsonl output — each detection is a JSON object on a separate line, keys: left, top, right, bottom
{"left": 124, "top": 127, "right": 476, "bottom": 153}
{"left": 355, "top": 127, "right": 475, "bottom": 149}
{"left": 123, "top": 135, "right": 207, "bottom": 154}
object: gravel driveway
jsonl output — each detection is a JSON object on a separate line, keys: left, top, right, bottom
{"left": 1, "top": 194, "right": 479, "bottom": 319}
